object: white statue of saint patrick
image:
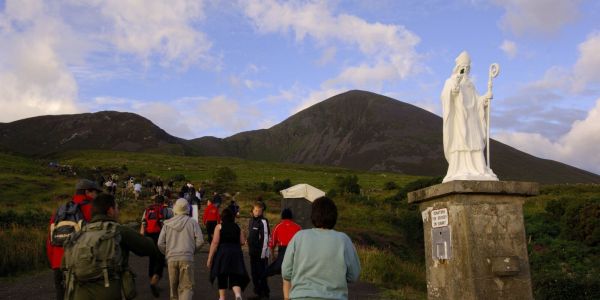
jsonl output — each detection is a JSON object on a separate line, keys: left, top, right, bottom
{"left": 441, "top": 51, "right": 498, "bottom": 183}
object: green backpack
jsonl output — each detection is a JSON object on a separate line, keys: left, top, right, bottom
{"left": 62, "top": 221, "right": 122, "bottom": 289}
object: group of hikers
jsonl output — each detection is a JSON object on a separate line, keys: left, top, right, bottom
{"left": 46, "top": 178, "right": 361, "bottom": 300}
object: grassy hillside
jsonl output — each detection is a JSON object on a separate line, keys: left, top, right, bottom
{"left": 1, "top": 150, "right": 598, "bottom": 299}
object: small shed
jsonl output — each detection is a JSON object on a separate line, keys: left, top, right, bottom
{"left": 280, "top": 184, "right": 326, "bottom": 229}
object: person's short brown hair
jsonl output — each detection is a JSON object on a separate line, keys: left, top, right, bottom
{"left": 92, "top": 193, "right": 116, "bottom": 216}
{"left": 311, "top": 197, "right": 337, "bottom": 229}
{"left": 253, "top": 201, "right": 265, "bottom": 210}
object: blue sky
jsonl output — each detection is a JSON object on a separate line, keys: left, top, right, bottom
{"left": 1, "top": 0, "right": 599, "bottom": 174}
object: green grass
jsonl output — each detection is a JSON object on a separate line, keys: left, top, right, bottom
{"left": 1, "top": 150, "right": 598, "bottom": 299}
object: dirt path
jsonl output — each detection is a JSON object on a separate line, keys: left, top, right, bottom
{"left": 0, "top": 247, "right": 380, "bottom": 299}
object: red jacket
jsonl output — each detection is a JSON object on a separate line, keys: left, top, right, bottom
{"left": 46, "top": 194, "right": 93, "bottom": 269}
{"left": 269, "top": 219, "right": 301, "bottom": 248}
{"left": 202, "top": 203, "right": 221, "bottom": 225}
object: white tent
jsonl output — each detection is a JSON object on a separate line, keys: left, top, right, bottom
{"left": 279, "top": 184, "right": 325, "bottom": 229}
{"left": 280, "top": 184, "right": 325, "bottom": 202}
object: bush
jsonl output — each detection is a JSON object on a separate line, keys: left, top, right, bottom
{"left": 384, "top": 181, "right": 398, "bottom": 190}
{"left": 171, "top": 174, "right": 186, "bottom": 182}
{"left": 334, "top": 175, "right": 360, "bottom": 195}
{"left": 273, "top": 178, "right": 292, "bottom": 193}
{"left": 212, "top": 167, "right": 237, "bottom": 193}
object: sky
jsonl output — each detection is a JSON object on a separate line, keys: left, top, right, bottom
{"left": 0, "top": 0, "right": 599, "bottom": 174}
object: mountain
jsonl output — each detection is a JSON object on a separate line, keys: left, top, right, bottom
{"left": 1, "top": 90, "right": 599, "bottom": 184}
{"left": 0, "top": 111, "right": 189, "bottom": 156}
{"left": 187, "top": 90, "right": 600, "bottom": 184}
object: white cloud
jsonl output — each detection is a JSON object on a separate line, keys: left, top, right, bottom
{"left": 494, "top": 0, "right": 581, "bottom": 36}
{"left": 0, "top": 0, "right": 216, "bottom": 123}
{"left": 89, "top": 94, "right": 259, "bottom": 138}
{"left": 0, "top": 0, "right": 81, "bottom": 122}
{"left": 573, "top": 32, "right": 600, "bottom": 92}
{"left": 242, "top": 0, "right": 421, "bottom": 87}
{"left": 495, "top": 98, "right": 600, "bottom": 174}
{"left": 521, "top": 32, "right": 600, "bottom": 95}
{"left": 88, "top": 0, "right": 214, "bottom": 69}
{"left": 499, "top": 40, "right": 517, "bottom": 59}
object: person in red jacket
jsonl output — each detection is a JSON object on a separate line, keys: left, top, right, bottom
{"left": 46, "top": 179, "right": 102, "bottom": 300}
{"left": 202, "top": 198, "right": 221, "bottom": 244}
{"left": 264, "top": 208, "right": 301, "bottom": 297}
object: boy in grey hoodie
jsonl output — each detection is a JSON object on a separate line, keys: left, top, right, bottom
{"left": 158, "top": 198, "right": 204, "bottom": 300}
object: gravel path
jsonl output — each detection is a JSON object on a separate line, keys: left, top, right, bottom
{"left": 0, "top": 247, "right": 380, "bottom": 300}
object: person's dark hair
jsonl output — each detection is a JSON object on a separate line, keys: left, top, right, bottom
{"left": 252, "top": 200, "right": 265, "bottom": 210}
{"left": 311, "top": 197, "right": 337, "bottom": 229}
{"left": 221, "top": 208, "right": 235, "bottom": 223}
{"left": 92, "top": 193, "right": 116, "bottom": 216}
{"left": 155, "top": 195, "right": 165, "bottom": 204}
{"left": 281, "top": 208, "right": 293, "bottom": 220}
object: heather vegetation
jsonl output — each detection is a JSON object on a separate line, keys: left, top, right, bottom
{"left": 0, "top": 150, "right": 598, "bottom": 299}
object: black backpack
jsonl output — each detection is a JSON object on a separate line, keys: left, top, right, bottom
{"left": 50, "top": 200, "right": 87, "bottom": 246}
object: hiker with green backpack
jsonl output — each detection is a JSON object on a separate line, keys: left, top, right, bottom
{"left": 62, "top": 193, "right": 160, "bottom": 300}
{"left": 46, "top": 179, "right": 101, "bottom": 300}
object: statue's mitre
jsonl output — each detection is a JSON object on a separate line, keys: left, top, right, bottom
{"left": 455, "top": 51, "right": 471, "bottom": 66}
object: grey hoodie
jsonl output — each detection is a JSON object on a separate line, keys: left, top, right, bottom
{"left": 157, "top": 214, "right": 204, "bottom": 262}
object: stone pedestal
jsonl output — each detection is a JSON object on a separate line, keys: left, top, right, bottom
{"left": 407, "top": 181, "right": 538, "bottom": 300}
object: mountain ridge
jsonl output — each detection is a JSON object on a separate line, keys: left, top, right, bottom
{"left": 1, "top": 90, "right": 598, "bottom": 184}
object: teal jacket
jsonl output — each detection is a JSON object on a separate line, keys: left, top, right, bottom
{"left": 68, "top": 214, "right": 159, "bottom": 300}
{"left": 282, "top": 228, "right": 361, "bottom": 300}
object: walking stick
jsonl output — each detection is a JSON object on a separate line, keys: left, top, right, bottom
{"left": 487, "top": 63, "right": 500, "bottom": 168}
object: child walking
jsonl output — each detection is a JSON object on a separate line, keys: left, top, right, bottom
{"left": 247, "top": 201, "right": 270, "bottom": 299}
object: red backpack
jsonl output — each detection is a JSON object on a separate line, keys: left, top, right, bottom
{"left": 144, "top": 204, "right": 165, "bottom": 234}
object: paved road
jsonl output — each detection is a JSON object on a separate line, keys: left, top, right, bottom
{"left": 0, "top": 247, "right": 380, "bottom": 299}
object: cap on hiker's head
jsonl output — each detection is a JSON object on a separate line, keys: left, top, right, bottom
{"left": 174, "top": 198, "right": 189, "bottom": 215}
{"left": 76, "top": 179, "right": 102, "bottom": 192}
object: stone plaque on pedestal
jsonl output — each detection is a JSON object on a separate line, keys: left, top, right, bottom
{"left": 408, "top": 180, "right": 538, "bottom": 300}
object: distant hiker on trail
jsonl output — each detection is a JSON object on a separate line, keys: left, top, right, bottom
{"left": 46, "top": 179, "right": 100, "bottom": 300}
{"left": 158, "top": 198, "right": 204, "bottom": 300}
{"left": 265, "top": 208, "right": 301, "bottom": 290}
{"left": 197, "top": 184, "right": 206, "bottom": 202}
{"left": 134, "top": 181, "right": 142, "bottom": 200}
{"left": 212, "top": 191, "right": 223, "bottom": 208}
{"left": 207, "top": 208, "right": 250, "bottom": 300}
{"left": 247, "top": 201, "right": 271, "bottom": 300}
{"left": 202, "top": 198, "right": 221, "bottom": 244}
{"left": 62, "top": 193, "right": 160, "bottom": 300}
{"left": 227, "top": 199, "right": 240, "bottom": 218}
{"left": 140, "top": 195, "right": 174, "bottom": 297}
{"left": 281, "top": 197, "right": 361, "bottom": 300}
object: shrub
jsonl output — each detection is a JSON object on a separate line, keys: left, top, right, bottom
{"left": 273, "top": 178, "right": 292, "bottom": 193}
{"left": 212, "top": 166, "right": 237, "bottom": 193}
{"left": 334, "top": 175, "right": 360, "bottom": 195}
{"left": 171, "top": 174, "right": 186, "bottom": 182}
{"left": 384, "top": 181, "right": 398, "bottom": 190}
